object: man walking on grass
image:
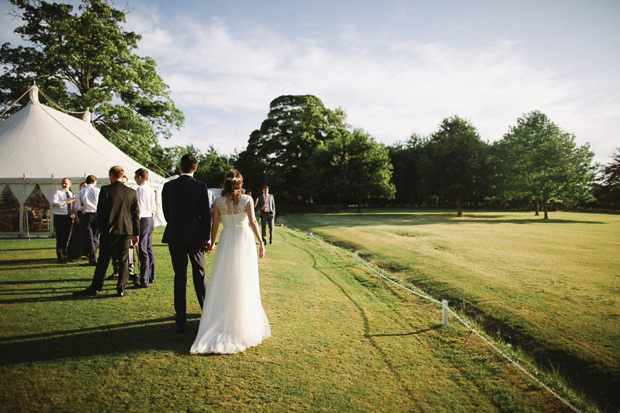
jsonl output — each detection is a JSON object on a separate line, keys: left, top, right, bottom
{"left": 74, "top": 166, "right": 140, "bottom": 298}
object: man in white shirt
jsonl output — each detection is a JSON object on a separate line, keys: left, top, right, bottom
{"left": 51, "top": 178, "right": 75, "bottom": 263}
{"left": 135, "top": 168, "right": 156, "bottom": 287}
{"left": 77, "top": 175, "right": 100, "bottom": 265}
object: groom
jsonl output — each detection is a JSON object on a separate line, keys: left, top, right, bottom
{"left": 162, "top": 154, "right": 211, "bottom": 334}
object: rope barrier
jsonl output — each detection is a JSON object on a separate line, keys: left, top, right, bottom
{"left": 290, "top": 225, "right": 581, "bottom": 412}
{"left": 97, "top": 122, "right": 171, "bottom": 178}
{"left": 0, "top": 88, "right": 31, "bottom": 119}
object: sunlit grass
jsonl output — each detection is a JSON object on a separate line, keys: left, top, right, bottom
{"left": 282, "top": 209, "right": 620, "bottom": 411}
{"left": 0, "top": 225, "right": 587, "bottom": 411}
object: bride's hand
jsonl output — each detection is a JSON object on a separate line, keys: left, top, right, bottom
{"left": 258, "top": 244, "right": 265, "bottom": 258}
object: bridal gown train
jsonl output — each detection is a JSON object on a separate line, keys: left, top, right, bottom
{"left": 190, "top": 194, "right": 270, "bottom": 354}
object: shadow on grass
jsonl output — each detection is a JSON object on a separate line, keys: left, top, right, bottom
{"left": 366, "top": 326, "right": 442, "bottom": 337}
{"left": 0, "top": 247, "right": 55, "bottom": 252}
{"left": 408, "top": 278, "right": 620, "bottom": 412}
{"left": 286, "top": 231, "right": 440, "bottom": 401}
{"left": 0, "top": 287, "right": 139, "bottom": 305}
{"left": 288, "top": 213, "right": 605, "bottom": 228}
{"left": 0, "top": 278, "right": 91, "bottom": 285}
{"left": 0, "top": 315, "right": 202, "bottom": 365}
{"left": 0, "top": 258, "right": 61, "bottom": 268}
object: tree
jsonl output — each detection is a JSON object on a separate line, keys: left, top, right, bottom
{"left": 235, "top": 95, "right": 346, "bottom": 200}
{"left": 305, "top": 129, "right": 395, "bottom": 210}
{"left": 592, "top": 148, "right": 620, "bottom": 206}
{"left": 154, "top": 144, "right": 234, "bottom": 187}
{"left": 419, "top": 116, "right": 490, "bottom": 216}
{"left": 194, "top": 146, "right": 235, "bottom": 188}
{"left": 388, "top": 134, "right": 427, "bottom": 207}
{"left": 1, "top": 0, "right": 183, "bottom": 168}
{"left": 496, "top": 111, "right": 597, "bottom": 219}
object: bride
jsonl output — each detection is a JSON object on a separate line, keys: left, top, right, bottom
{"left": 190, "top": 169, "right": 270, "bottom": 355}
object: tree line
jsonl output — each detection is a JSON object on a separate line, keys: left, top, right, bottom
{"left": 234, "top": 95, "right": 618, "bottom": 219}
{"left": 2, "top": 0, "right": 618, "bottom": 218}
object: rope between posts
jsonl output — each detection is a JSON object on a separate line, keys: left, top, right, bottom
{"left": 293, "top": 225, "right": 580, "bottom": 413}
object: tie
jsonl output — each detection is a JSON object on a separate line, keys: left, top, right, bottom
{"left": 66, "top": 191, "right": 71, "bottom": 214}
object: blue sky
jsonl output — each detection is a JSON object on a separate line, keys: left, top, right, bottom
{"left": 2, "top": 0, "right": 619, "bottom": 164}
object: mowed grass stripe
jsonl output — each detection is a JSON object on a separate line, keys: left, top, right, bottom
{"left": 282, "top": 210, "right": 620, "bottom": 411}
{"left": 0, "top": 226, "right": 576, "bottom": 411}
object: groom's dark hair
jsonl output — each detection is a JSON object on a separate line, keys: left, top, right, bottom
{"left": 180, "top": 154, "right": 198, "bottom": 173}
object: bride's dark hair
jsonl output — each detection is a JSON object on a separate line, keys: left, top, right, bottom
{"left": 220, "top": 169, "right": 243, "bottom": 203}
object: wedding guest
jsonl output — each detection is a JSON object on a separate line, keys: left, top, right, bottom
{"left": 254, "top": 185, "right": 276, "bottom": 245}
{"left": 51, "top": 178, "right": 75, "bottom": 263}
{"left": 67, "top": 182, "right": 88, "bottom": 260}
{"left": 135, "top": 168, "right": 156, "bottom": 288}
{"left": 74, "top": 166, "right": 140, "bottom": 297}
{"left": 78, "top": 175, "right": 100, "bottom": 265}
{"left": 108, "top": 176, "right": 136, "bottom": 282}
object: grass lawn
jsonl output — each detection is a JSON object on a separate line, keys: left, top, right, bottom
{"left": 281, "top": 209, "right": 620, "bottom": 412}
{"left": 0, "top": 225, "right": 588, "bottom": 411}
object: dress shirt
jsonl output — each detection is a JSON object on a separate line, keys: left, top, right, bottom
{"left": 136, "top": 181, "right": 156, "bottom": 218}
{"left": 77, "top": 184, "right": 100, "bottom": 213}
{"left": 52, "top": 189, "right": 73, "bottom": 215}
{"left": 263, "top": 194, "right": 271, "bottom": 212}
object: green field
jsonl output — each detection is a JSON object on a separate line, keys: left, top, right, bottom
{"left": 281, "top": 210, "right": 620, "bottom": 412}
{"left": 0, "top": 225, "right": 591, "bottom": 411}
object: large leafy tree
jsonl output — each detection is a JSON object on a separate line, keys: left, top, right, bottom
{"left": 495, "top": 111, "right": 596, "bottom": 218}
{"left": 1, "top": 0, "right": 183, "bottom": 168}
{"left": 388, "top": 134, "right": 427, "bottom": 207}
{"left": 592, "top": 148, "right": 620, "bottom": 206}
{"left": 154, "top": 144, "right": 234, "bottom": 187}
{"left": 235, "top": 95, "right": 345, "bottom": 200}
{"left": 305, "top": 128, "right": 395, "bottom": 210}
{"left": 419, "top": 116, "right": 490, "bottom": 216}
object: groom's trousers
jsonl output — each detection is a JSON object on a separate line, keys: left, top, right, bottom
{"left": 168, "top": 243, "right": 206, "bottom": 329}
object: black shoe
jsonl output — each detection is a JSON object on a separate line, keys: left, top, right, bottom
{"left": 116, "top": 291, "right": 126, "bottom": 297}
{"left": 106, "top": 273, "right": 118, "bottom": 280}
{"left": 269, "top": 239, "right": 272, "bottom": 244}
{"left": 73, "top": 288, "right": 98, "bottom": 296}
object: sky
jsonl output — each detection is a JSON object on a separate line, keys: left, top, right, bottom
{"left": 1, "top": 0, "right": 619, "bottom": 164}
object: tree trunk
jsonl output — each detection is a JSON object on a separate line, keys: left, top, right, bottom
{"left": 534, "top": 199, "right": 540, "bottom": 216}
{"left": 543, "top": 197, "right": 549, "bottom": 219}
{"left": 456, "top": 197, "right": 463, "bottom": 217}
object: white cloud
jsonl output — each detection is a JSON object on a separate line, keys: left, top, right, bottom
{"left": 122, "top": 8, "right": 620, "bottom": 162}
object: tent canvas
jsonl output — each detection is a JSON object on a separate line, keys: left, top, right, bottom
{"left": 0, "top": 86, "right": 167, "bottom": 237}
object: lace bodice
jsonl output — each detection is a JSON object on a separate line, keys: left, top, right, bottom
{"left": 215, "top": 194, "right": 251, "bottom": 228}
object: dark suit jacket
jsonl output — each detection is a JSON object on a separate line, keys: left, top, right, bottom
{"left": 96, "top": 181, "right": 140, "bottom": 237}
{"left": 161, "top": 175, "right": 211, "bottom": 246}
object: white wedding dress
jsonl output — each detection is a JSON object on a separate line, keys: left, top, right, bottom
{"left": 190, "top": 194, "right": 270, "bottom": 354}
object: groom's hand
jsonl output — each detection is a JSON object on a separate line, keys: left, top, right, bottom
{"left": 204, "top": 240, "right": 212, "bottom": 253}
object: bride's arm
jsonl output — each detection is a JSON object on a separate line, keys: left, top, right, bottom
{"left": 246, "top": 198, "right": 265, "bottom": 258}
{"left": 206, "top": 206, "right": 220, "bottom": 253}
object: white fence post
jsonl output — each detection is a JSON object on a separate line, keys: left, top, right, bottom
{"left": 442, "top": 300, "right": 449, "bottom": 326}
{"left": 309, "top": 232, "right": 313, "bottom": 240}
{"left": 354, "top": 252, "right": 358, "bottom": 264}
